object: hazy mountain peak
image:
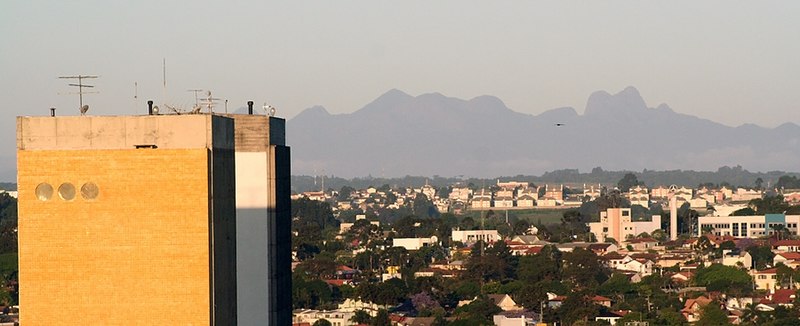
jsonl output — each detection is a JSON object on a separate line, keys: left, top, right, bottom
{"left": 288, "top": 87, "right": 800, "bottom": 178}
{"left": 536, "top": 106, "right": 579, "bottom": 123}
{"left": 292, "top": 105, "right": 330, "bottom": 121}
{"left": 355, "top": 89, "right": 414, "bottom": 115}
{"left": 776, "top": 122, "right": 800, "bottom": 131}
{"left": 467, "top": 95, "right": 512, "bottom": 113}
{"left": 655, "top": 103, "right": 673, "bottom": 112}
{"left": 584, "top": 86, "right": 647, "bottom": 116}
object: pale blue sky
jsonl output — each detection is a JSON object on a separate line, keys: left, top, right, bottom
{"left": 1, "top": 1, "right": 799, "bottom": 179}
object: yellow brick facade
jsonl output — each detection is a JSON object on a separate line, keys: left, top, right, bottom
{"left": 18, "top": 149, "right": 213, "bottom": 325}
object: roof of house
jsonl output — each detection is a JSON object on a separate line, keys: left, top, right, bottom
{"left": 602, "top": 252, "right": 628, "bottom": 260}
{"left": 591, "top": 295, "right": 612, "bottom": 302}
{"left": 588, "top": 243, "right": 613, "bottom": 251}
{"left": 774, "top": 239, "right": 800, "bottom": 247}
{"left": 755, "top": 268, "right": 778, "bottom": 274}
{"left": 761, "top": 289, "right": 796, "bottom": 305}
{"left": 775, "top": 252, "right": 800, "bottom": 260}
{"left": 682, "top": 296, "right": 713, "bottom": 313}
{"left": 627, "top": 238, "right": 658, "bottom": 244}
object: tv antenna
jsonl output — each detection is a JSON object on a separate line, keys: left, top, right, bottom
{"left": 58, "top": 75, "right": 99, "bottom": 113}
{"left": 187, "top": 89, "right": 204, "bottom": 107}
{"left": 199, "top": 90, "right": 220, "bottom": 113}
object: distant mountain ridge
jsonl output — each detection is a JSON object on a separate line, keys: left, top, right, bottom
{"left": 287, "top": 87, "right": 800, "bottom": 178}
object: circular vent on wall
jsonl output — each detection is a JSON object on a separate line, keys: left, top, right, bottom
{"left": 35, "top": 183, "right": 53, "bottom": 201}
{"left": 81, "top": 182, "right": 99, "bottom": 200}
{"left": 58, "top": 183, "right": 76, "bottom": 201}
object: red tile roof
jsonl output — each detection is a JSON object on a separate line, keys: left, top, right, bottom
{"left": 774, "top": 240, "right": 800, "bottom": 247}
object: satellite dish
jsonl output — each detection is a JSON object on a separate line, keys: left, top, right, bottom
{"left": 80, "top": 105, "right": 89, "bottom": 116}
{"left": 263, "top": 103, "right": 276, "bottom": 117}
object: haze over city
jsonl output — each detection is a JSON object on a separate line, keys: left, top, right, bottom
{"left": 2, "top": 1, "right": 799, "bottom": 180}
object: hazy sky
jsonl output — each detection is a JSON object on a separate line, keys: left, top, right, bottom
{"left": 1, "top": 1, "right": 799, "bottom": 180}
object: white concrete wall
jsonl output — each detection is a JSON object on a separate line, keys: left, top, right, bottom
{"left": 236, "top": 152, "right": 269, "bottom": 326}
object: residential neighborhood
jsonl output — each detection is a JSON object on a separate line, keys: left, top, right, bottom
{"left": 290, "top": 174, "right": 800, "bottom": 325}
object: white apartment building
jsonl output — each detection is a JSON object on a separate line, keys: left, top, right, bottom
{"left": 452, "top": 229, "right": 500, "bottom": 244}
{"left": 697, "top": 214, "right": 800, "bottom": 238}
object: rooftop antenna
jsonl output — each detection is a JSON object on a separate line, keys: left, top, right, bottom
{"left": 187, "top": 89, "right": 203, "bottom": 107}
{"left": 58, "top": 75, "right": 98, "bottom": 113}
{"left": 200, "top": 90, "right": 220, "bottom": 113}
{"left": 162, "top": 58, "right": 167, "bottom": 105}
{"left": 134, "top": 82, "right": 138, "bottom": 114}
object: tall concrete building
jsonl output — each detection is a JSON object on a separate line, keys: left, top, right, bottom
{"left": 16, "top": 115, "right": 238, "bottom": 325}
{"left": 223, "top": 112, "right": 291, "bottom": 325}
{"left": 588, "top": 208, "right": 662, "bottom": 243}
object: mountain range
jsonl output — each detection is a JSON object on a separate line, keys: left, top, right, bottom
{"left": 287, "top": 86, "right": 800, "bottom": 178}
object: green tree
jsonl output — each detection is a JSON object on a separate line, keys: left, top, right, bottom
{"left": 598, "top": 273, "right": 635, "bottom": 303}
{"left": 292, "top": 197, "right": 338, "bottom": 230}
{"left": 350, "top": 310, "right": 372, "bottom": 324}
{"left": 0, "top": 193, "right": 17, "bottom": 253}
{"left": 617, "top": 173, "right": 644, "bottom": 193}
{"left": 749, "top": 195, "right": 790, "bottom": 215}
{"left": 747, "top": 245, "right": 775, "bottom": 270}
{"left": 313, "top": 319, "right": 332, "bottom": 326}
{"left": 693, "top": 264, "right": 753, "bottom": 296}
{"left": 338, "top": 186, "right": 355, "bottom": 201}
{"left": 696, "top": 302, "right": 731, "bottom": 326}
{"left": 557, "top": 291, "right": 600, "bottom": 325}
{"left": 562, "top": 248, "right": 609, "bottom": 290}
{"left": 512, "top": 219, "right": 531, "bottom": 236}
{"left": 453, "top": 296, "right": 501, "bottom": 325}
{"left": 371, "top": 309, "right": 391, "bottom": 326}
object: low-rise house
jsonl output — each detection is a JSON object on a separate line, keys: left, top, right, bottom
{"left": 774, "top": 252, "right": 800, "bottom": 268}
{"left": 732, "top": 188, "right": 762, "bottom": 202}
{"left": 338, "top": 298, "right": 388, "bottom": 317}
{"left": 670, "top": 271, "right": 694, "bottom": 284}
{"left": 392, "top": 237, "right": 437, "bottom": 251}
{"left": 681, "top": 296, "right": 713, "bottom": 323}
{"left": 601, "top": 252, "right": 629, "bottom": 269}
{"left": 626, "top": 238, "right": 659, "bottom": 251}
{"left": 588, "top": 243, "right": 618, "bottom": 255}
{"left": 595, "top": 311, "right": 628, "bottom": 325}
{"left": 759, "top": 289, "right": 797, "bottom": 308}
{"left": 451, "top": 229, "right": 499, "bottom": 245}
{"left": 628, "top": 185, "right": 650, "bottom": 207}
{"left": 656, "top": 253, "right": 693, "bottom": 268}
{"left": 413, "top": 268, "right": 458, "bottom": 278}
{"left": 494, "top": 196, "right": 514, "bottom": 208}
{"left": 774, "top": 239, "right": 800, "bottom": 252}
{"left": 430, "top": 260, "right": 465, "bottom": 271}
{"left": 720, "top": 250, "right": 753, "bottom": 269}
{"left": 488, "top": 294, "right": 524, "bottom": 311}
{"left": 301, "top": 191, "right": 327, "bottom": 202}
{"left": 752, "top": 268, "right": 779, "bottom": 291}
{"left": 591, "top": 295, "right": 613, "bottom": 308}
{"left": 536, "top": 197, "right": 558, "bottom": 207}
{"left": 292, "top": 309, "right": 355, "bottom": 326}
{"left": 784, "top": 191, "right": 800, "bottom": 205}
{"left": 493, "top": 314, "right": 535, "bottom": 326}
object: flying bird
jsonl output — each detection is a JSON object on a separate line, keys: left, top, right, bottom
{"left": 80, "top": 105, "right": 89, "bottom": 116}
{"left": 554, "top": 123, "right": 565, "bottom": 126}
